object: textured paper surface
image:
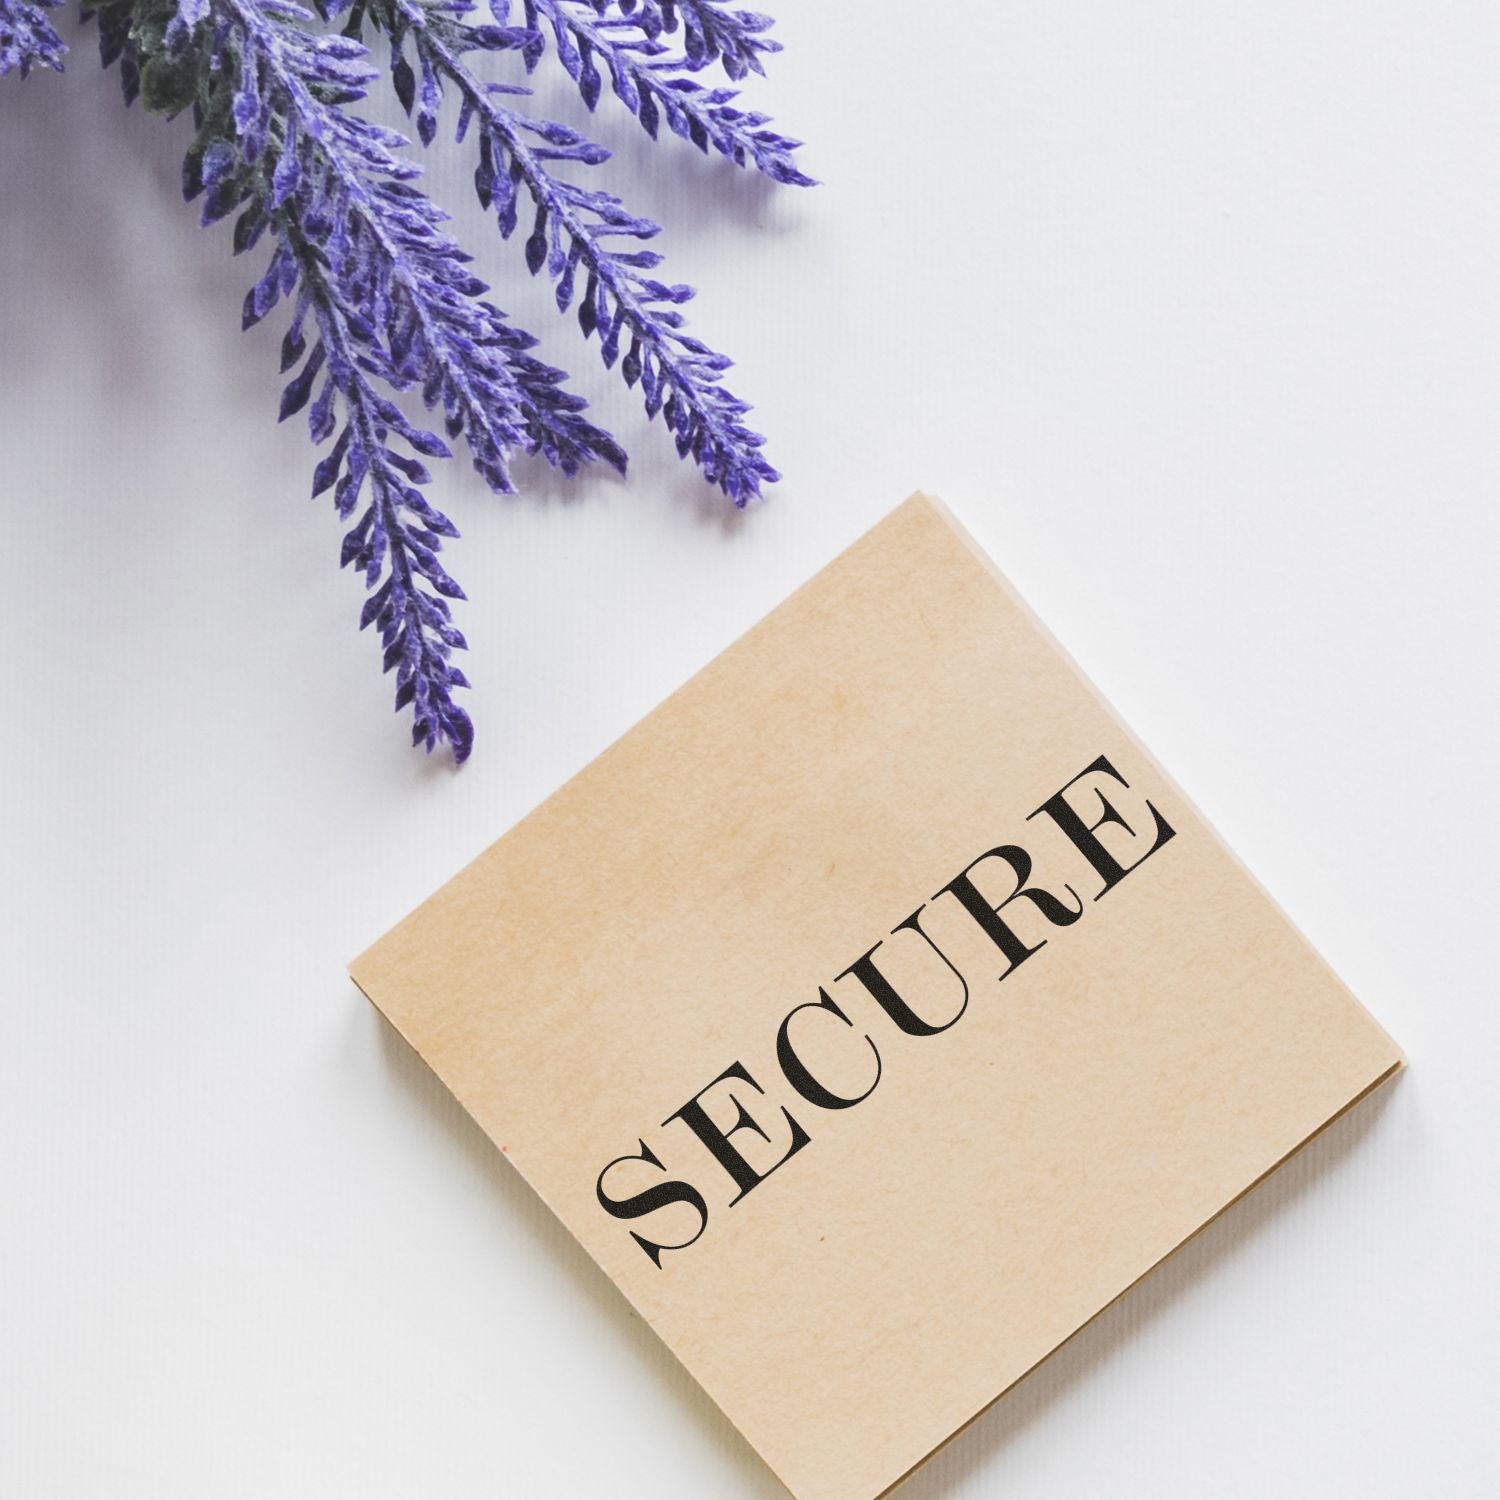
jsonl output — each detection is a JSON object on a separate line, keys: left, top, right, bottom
{"left": 351, "top": 495, "right": 1401, "bottom": 1500}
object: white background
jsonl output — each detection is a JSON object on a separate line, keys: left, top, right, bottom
{"left": 3, "top": 3, "right": 1498, "bottom": 1496}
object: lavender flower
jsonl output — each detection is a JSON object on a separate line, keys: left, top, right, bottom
{"left": 1, "top": 0, "right": 67, "bottom": 77}
{"left": 621, "top": 2, "right": 785, "bottom": 82}
{"left": 520, "top": 2, "right": 811, "bottom": 182}
{"left": 23, "top": 0, "right": 809, "bottom": 760}
{"left": 357, "top": 0, "right": 797, "bottom": 502}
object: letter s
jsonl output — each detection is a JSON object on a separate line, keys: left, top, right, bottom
{"left": 596, "top": 1139, "right": 709, "bottom": 1269}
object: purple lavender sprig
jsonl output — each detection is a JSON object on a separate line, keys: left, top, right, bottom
{"left": 522, "top": 2, "right": 810, "bottom": 183}
{"left": 618, "top": 1, "right": 783, "bottom": 81}
{"left": 199, "top": 0, "right": 500, "bottom": 759}
{"left": 0, "top": 0, "right": 67, "bottom": 77}
{"left": 358, "top": 0, "right": 790, "bottom": 502}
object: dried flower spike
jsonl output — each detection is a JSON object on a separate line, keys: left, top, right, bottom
{"left": 1, "top": 0, "right": 67, "bottom": 76}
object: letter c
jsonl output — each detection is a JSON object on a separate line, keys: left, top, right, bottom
{"left": 776, "top": 987, "right": 883, "bottom": 1111}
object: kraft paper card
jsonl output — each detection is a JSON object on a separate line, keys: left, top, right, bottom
{"left": 351, "top": 494, "right": 1402, "bottom": 1500}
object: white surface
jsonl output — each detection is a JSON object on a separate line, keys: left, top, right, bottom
{"left": 2, "top": 4, "right": 1497, "bottom": 1496}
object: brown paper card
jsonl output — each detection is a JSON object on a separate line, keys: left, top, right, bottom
{"left": 351, "top": 494, "right": 1402, "bottom": 1500}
